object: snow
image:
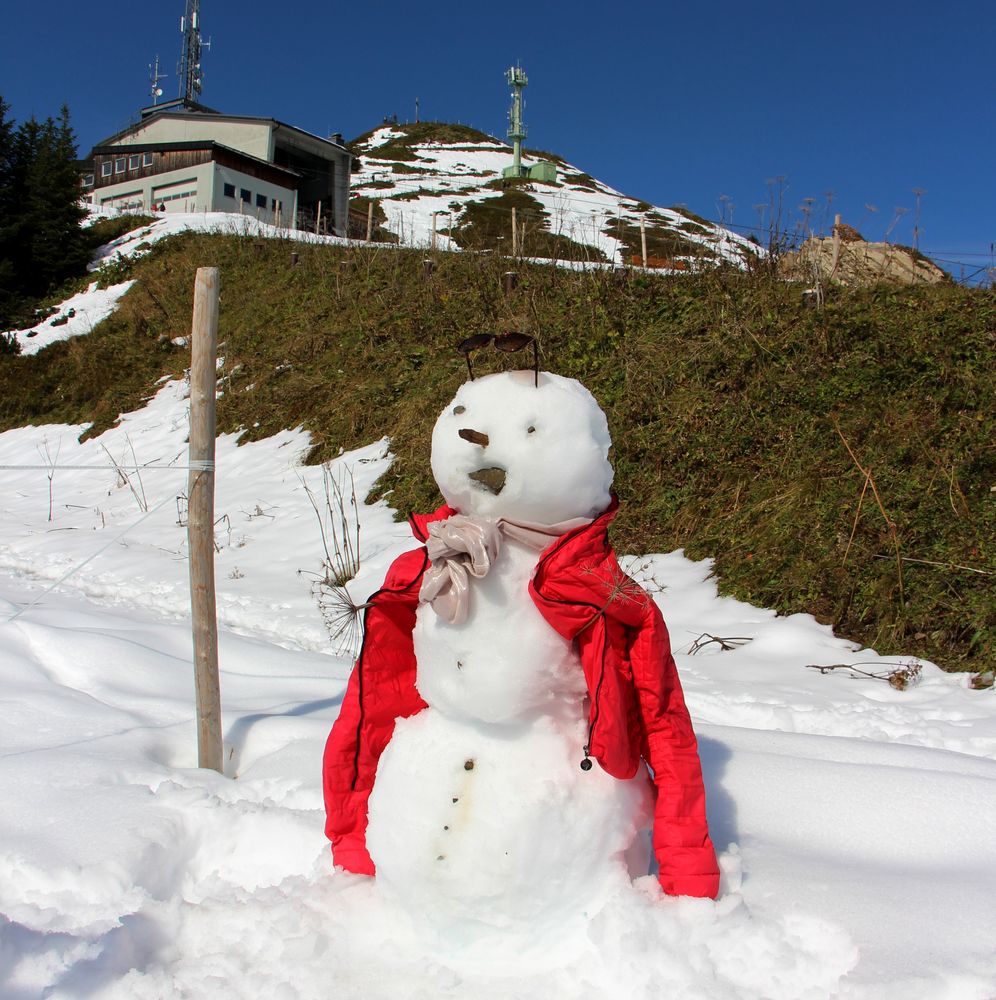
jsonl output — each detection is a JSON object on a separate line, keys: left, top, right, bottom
{"left": 1, "top": 373, "right": 995, "bottom": 997}
{"left": 11, "top": 281, "right": 135, "bottom": 356}
{"left": 430, "top": 371, "right": 613, "bottom": 523}
{"left": 89, "top": 213, "right": 350, "bottom": 272}
{"left": 350, "top": 129, "right": 759, "bottom": 266}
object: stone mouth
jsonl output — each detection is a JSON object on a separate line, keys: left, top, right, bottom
{"left": 468, "top": 466, "right": 506, "bottom": 495}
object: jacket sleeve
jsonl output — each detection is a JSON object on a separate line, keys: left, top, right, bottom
{"left": 322, "top": 548, "right": 428, "bottom": 875}
{"left": 631, "top": 608, "right": 720, "bottom": 899}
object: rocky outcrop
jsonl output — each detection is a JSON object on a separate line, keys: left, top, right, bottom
{"left": 780, "top": 225, "right": 948, "bottom": 286}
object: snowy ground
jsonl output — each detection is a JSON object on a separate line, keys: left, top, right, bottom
{"left": 351, "top": 127, "right": 758, "bottom": 266}
{"left": 1, "top": 374, "right": 994, "bottom": 999}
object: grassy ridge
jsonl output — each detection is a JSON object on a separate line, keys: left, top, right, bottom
{"left": 0, "top": 230, "right": 992, "bottom": 672}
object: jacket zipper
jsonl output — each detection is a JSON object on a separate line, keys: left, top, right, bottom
{"left": 350, "top": 548, "right": 430, "bottom": 790}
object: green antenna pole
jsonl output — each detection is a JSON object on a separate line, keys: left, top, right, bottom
{"left": 506, "top": 66, "right": 528, "bottom": 178}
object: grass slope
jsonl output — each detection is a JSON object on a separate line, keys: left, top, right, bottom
{"left": 1, "top": 230, "right": 992, "bottom": 673}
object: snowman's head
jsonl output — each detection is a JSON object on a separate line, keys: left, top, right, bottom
{"left": 430, "top": 371, "right": 613, "bottom": 524}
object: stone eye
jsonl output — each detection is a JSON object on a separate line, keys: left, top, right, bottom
{"left": 453, "top": 405, "right": 466, "bottom": 415}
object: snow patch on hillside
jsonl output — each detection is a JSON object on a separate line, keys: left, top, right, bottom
{"left": 11, "top": 280, "right": 135, "bottom": 355}
{"left": 351, "top": 125, "right": 758, "bottom": 266}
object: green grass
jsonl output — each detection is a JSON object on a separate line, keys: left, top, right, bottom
{"left": 452, "top": 190, "right": 607, "bottom": 262}
{"left": 604, "top": 216, "right": 713, "bottom": 263}
{"left": 1, "top": 230, "right": 992, "bottom": 673}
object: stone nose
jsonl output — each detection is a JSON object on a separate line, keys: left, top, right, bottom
{"left": 458, "top": 428, "right": 489, "bottom": 447}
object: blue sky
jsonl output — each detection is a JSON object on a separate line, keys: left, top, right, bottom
{"left": 3, "top": 0, "right": 993, "bottom": 280}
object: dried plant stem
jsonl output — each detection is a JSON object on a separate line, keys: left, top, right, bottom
{"left": 872, "top": 554, "right": 994, "bottom": 577}
{"left": 100, "top": 440, "right": 150, "bottom": 512}
{"left": 843, "top": 471, "right": 869, "bottom": 567}
{"left": 833, "top": 419, "right": 905, "bottom": 607}
{"left": 687, "top": 633, "right": 753, "bottom": 654}
{"left": 303, "top": 464, "right": 367, "bottom": 657}
{"left": 806, "top": 659, "right": 922, "bottom": 690}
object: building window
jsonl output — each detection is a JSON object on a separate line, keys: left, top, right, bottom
{"left": 154, "top": 188, "right": 197, "bottom": 203}
{"left": 256, "top": 193, "right": 266, "bottom": 208}
{"left": 142, "top": 152, "right": 153, "bottom": 167}
{"left": 240, "top": 188, "right": 251, "bottom": 203}
{"left": 223, "top": 183, "right": 235, "bottom": 198}
{"left": 271, "top": 198, "right": 278, "bottom": 211}
{"left": 114, "top": 157, "right": 126, "bottom": 174}
{"left": 82, "top": 174, "right": 94, "bottom": 188}
{"left": 101, "top": 162, "right": 112, "bottom": 177}
{"left": 129, "top": 154, "right": 140, "bottom": 170}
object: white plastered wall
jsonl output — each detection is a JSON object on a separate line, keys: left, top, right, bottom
{"left": 96, "top": 161, "right": 215, "bottom": 214}
{"left": 211, "top": 164, "right": 296, "bottom": 223}
{"left": 93, "top": 160, "right": 297, "bottom": 220}
{"left": 115, "top": 119, "right": 273, "bottom": 161}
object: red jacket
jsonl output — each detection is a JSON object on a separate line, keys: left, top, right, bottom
{"left": 323, "top": 500, "right": 720, "bottom": 899}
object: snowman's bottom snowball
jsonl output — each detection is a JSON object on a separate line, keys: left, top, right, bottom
{"left": 366, "top": 709, "right": 652, "bottom": 957}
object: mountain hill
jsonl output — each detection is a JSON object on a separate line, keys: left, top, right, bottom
{"left": 347, "top": 122, "right": 759, "bottom": 268}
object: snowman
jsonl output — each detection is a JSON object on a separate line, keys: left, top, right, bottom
{"left": 323, "top": 366, "right": 718, "bottom": 954}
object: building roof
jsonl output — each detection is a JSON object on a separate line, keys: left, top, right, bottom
{"left": 93, "top": 109, "right": 350, "bottom": 157}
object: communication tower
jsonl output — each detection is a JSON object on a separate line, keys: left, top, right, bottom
{"left": 178, "top": 0, "right": 210, "bottom": 102}
{"left": 505, "top": 66, "right": 528, "bottom": 178}
{"left": 501, "top": 65, "right": 555, "bottom": 183}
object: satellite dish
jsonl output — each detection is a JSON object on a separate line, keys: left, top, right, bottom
{"left": 154, "top": 88, "right": 163, "bottom": 97}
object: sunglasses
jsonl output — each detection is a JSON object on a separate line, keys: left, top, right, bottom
{"left": 456, "top": 331, "right": 538, "bottom": 386}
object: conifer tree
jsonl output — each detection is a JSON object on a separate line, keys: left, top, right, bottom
{"left": 0, "top": 97, "right": 22, "bottom": 326}
{"left": 0, "top": 98, "right": 88, "bottom": 329}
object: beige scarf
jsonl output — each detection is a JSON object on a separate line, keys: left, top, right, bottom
{"left": 419, "top": 512, "right": 592, "bottom": 624}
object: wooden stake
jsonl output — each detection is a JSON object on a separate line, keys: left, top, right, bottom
{"left": 315, "top": 200, "right": 322, "bottom": 235}
{"left": 640, "top": 216, "right": 648, "bottom": 268}
{"left": 187, "top": 267, "right": 223, "bottom": 774}
{"left": 431, "top": 212, "right": 437, "bottom": 251}
{"left": 829, "top": 212, "right": 842, "bottom": 282}
{"left": 512, "top": 206, "right": 518, "bottom": 256}
{"left": 366, "top": 202, "right": 374, "bottom": 242}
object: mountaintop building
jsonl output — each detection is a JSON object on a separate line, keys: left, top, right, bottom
{"left": 83, "top": 99, "right": 351, "bottom": 236}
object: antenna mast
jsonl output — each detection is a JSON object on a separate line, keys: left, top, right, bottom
{"left": 178, "top": 0, "right": 210, "bottom": 102}
{"left": 505, "top": 65, "right": 528, "bottom": 178}
{"left": 149, "top": 55, "right": 167, "bottom": 105}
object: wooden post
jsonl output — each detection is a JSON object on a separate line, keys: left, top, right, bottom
{"left": 423, "top": 258, "right": 435, "bottom": 280}
{"left": 503, "top": 271, "right": 518, "bottom": 295}
{"left": 640, "top": 216, "right": 648, "bottom": 268}
{"left": 829, "top": 212, "right": 842, "bottom": 282}
{"left": 315, "top": 200, "right": 322, "bottom": 235}
{"left": 366, "top": 202, "right": 374, "bottom": 242}
{"left": 187, "top": 267, "right": 223, "bottom": 774}
{"left": 448, "top": 211, "right": 453, "bottom": 251}
{"left": 431, "top": 212, "right": 438, "bottom": 251}
{"left": 511, "top": 206, "right": 518, "bottom": 256}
